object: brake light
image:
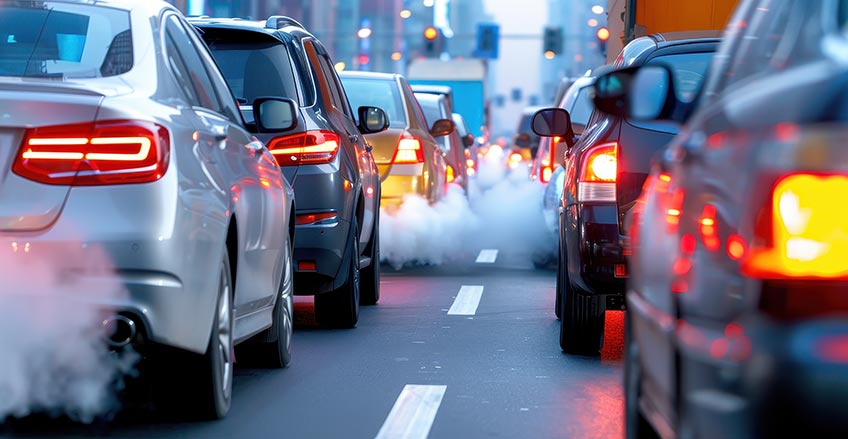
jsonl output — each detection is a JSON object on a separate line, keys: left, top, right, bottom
{"left": 666, "top": 188, "right": 685, "bottom": 231}
{"left": 268, "top": 130, "right": 340, "bottom": 166}
{"left": 743, "top": 173, "right": 848, "bottom": 279}
{"left": 14, "top": 120, "right": 169, "bottom": 186}
{"left": 699, "top": 204, "right": 720, "bottom": 252}
{"left": 392, "top": 132, "right": 424, "bottom": 164}
{"left": 446, "top": 165, "right": 455, "bottom": 183}
{"left": 296, "top": 211, "right": 338, "bottom": 226}
{"left": 578, "top": 142, "right": 616, "bottom": 202}
{"left": 541, "top": 166, "right": 553, "bottom": 183}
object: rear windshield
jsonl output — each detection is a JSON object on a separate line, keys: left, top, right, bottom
{"left": 342, "top": 77, "right": 407, "bottom": 128}
{"left": 0, "top": 3, "right": 132, "bottom": 78}
{"left": 204, "top": 39, "right": 299, "bottom": 106}
{"left": 569, "top": 87, "right": 594, "bottom": 126}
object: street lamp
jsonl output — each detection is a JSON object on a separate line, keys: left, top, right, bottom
{"left": 400, "top": 9, "right": 412, "bottom": 19}
{"left": 592, "top": 5, "right": 605, "bottom": 14}
{"left": 544, "top": 50, "right": 555, "bottom": 60}
{"left": 357, "top": 27, "right": 372, "bottom": 39}
{"left": 587, "top": 18, "right": 598, "bottom": 27}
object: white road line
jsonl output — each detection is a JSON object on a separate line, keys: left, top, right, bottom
{"left": 375, "top": 385, "right": 447, "bottom": 439}
{"left": 447, "top": 285, "right": 484, "bottom": 316}
{"left": 475, "top": 249, "right": 498, "bottom": 263}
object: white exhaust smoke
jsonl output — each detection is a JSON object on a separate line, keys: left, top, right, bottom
{"left": 380, "top": 148, "right": 556, "bottom": 269}
{"left": 0, "top": 240, "right": 135, "bottom": 423}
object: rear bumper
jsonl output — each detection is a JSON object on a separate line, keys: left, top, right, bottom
{"left": 292, "top": 219, "right": 352, "bottom": 295}
{"left": 563, "top": 203, "right": 626, "bottom": 296}
{"left": 380, "top": 173, "right": 429, "bottom": 207}
{"left": 679, "top": 316, "right": 848, "bottom": 437}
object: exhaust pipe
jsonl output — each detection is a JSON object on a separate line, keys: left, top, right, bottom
{"left": 103, "top": 315, "right": 137, "bottom": 348}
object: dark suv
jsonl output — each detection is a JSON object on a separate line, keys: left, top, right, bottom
{"left": 595, "top": 1, "right": 848, "bottom": 437}
{"left": 533, "top": 32, "right": 720, "bottom": 354}
{"left": 192, "top": 17, "right": 388, "bottom": 328}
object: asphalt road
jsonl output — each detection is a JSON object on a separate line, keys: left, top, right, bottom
{"left": 2, "top": 249, "right": 624, "bottom": 438}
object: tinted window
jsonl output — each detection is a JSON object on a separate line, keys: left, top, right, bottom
{"left": 317, "top": 53, "right": 353, "bottom": 117}
{"left": 417, "top": 97, "right": 450, "bottom": 150}
{"left": 647, "top": 51, "right": 714, "bottom": 102}
{"left": 205, "top": 38, "right": 299, "bottom": 107}
{"left": 342, "top": 78, "right": 408, "bottom": 128}
{"left": 165, "top": 16, "right": 225, "bottom": 114}
{"left": 0, "top": 3, "right": 131, "bottom": 78}
{"left": 569, "top": 87, "right": 594, "bottom": 126}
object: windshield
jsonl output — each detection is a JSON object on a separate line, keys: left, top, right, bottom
{"left": 341, "top": 77, "right": 407, "bottom": 128}
{"left": 0, "top": 3, "right": 132, "bottom": 79}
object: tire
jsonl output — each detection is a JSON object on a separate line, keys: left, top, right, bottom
{"left": 625, "top": 311, "right": 659, "bottom": 439}
{"left": 555, "top": 242, "right": 563, "bottom": 320}
{"left": 193, "top": 250, "right": 235, "bottom": 419}
{"left": 236, "top": 238, "right": 293, "bottom": 368}
{"left": 559, "top": 274, "right": 605, "bottom": 355}
{"left": 315, "top": 217, "right": 360, "bottom": 328}
{"left": 360, "top": 209, "right": 380, "bottom": 306}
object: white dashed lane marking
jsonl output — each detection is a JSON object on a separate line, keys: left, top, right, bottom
{"left": 447, "top": 285, "right": 484, "bottom": 316}
{"left": 375, "top": 385, "right": 447, "bottom": 439}
{"left": 475, "top": 249, "right": 498, "bottom": 263}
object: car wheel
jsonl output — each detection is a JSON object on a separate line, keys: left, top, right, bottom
{"left": 360, "top": 210, "right": 380, "bottom": 306}
{"left": 559, "top": 272, "right": 604, "bottom": 355}
{"left": 625, "top": 311, "right": 659, "bottom": 439}
{"left": 196, "top": 250, "right": 235, "bottom": 419}
{"left": 315, "top": 217, "right": 360, "bottom": 328}
{"left": 236, "top": 238, "right": 293, "bottom": 368}
{"left": 555, "top": 242, "right": 563, "bottom": 320}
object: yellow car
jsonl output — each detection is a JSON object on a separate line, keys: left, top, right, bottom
{"left": 340, "top": 72, "right": 454, "bottom": 208}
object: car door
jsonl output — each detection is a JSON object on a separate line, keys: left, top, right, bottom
{"left": 163, "top": 14, "right": 286, "bottom": 322}
{"left": 306, "top": 40, "right": 378, "bottom": 247}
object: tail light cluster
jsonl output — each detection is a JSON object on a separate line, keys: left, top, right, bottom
{"left": 540, "top": 136, "right": 562, "bottom": 184}
{"left": 446, "top": 164, "right": 456, "bottom": 183}
{"left": 392, "top": 131, "right": 424, "bottom": 164}
{"left": 743, "top": 173, "right": 848, "bottom": 280}
{"left": 578, "top": 142, "right": 617, "bottom": 202}
{"left": 14, "top": 120, "right": 170, "bottom": 186}
{"left": 268, "top": 130, "right": 340, "bottom": 166}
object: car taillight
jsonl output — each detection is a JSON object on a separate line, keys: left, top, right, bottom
{"left": 14, "top": 120, "right": 169, "bottom": 186}
{"left": 392, "top": 131, "right": 424, "bottom": 164}
{"left": 541, "top": 165, "right": 553, "bottom": 183}
{"left": 743, "top": 173, "right": 848, "bottom": 279}
{"left": 578, "top": 142, "right": 616, "bottom": 202}
{"left": 446, "top": 164, "right": 456, "bottom": 183}
{"left": 268, "top": 130, "right": 340, "bottom": 166}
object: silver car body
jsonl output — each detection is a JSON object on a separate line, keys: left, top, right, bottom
{"left": 0, "top": 0, "right": 294, "bottom": 354}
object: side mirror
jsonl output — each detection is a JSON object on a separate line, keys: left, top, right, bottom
{"left": 629, "top": 66, "right": 674, "bottom": 120}
{"left": 358, "top": 106, "right": 389, "bottom": 134}
{"left": 253, "top": 97, "right": 297, "bottom": 132}
{"left": 592, "top": 68, "right": 635, "bottom": 117}
{"left": 462, "top": 133, "right": 475, "bottom": 148}
{"left": 430, "top": 118, "right": 455, "bottom": 137}
{"left": 532, "top": 108, "right": 572, "bottom": 137}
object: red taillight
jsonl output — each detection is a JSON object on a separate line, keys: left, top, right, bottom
{"left": 699, "top": 204, "right": 720, "bottom": 252}
{"left": 268, "top": 130, "right": 340, "bottom": 166}
{"left": 392, "top": 132, "right": 424, "bottom": 164}
{"left": 541, "top": 165, "right": 553, "bottom": 183}
{"left": 296, "top": 211, "right": 338, "bottom": 226}
{"left": 14, "top": 120, "right": 169, "bottom": 186}
{"left": 578, "top": 142, "right": 617, "bottom": 202}
{"left": 743, "top": 173, "right": 848, "bottom": 279}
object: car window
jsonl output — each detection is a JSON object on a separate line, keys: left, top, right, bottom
{"left": 320, "top": 54, "right": 355, "bottom": 118}
{"left": 647, "top": 51, "right": 714, "bottom": 103}
{"left": 204, "top": 37, "right": 299, "bottom": 107}
{"left": 417, "top": 97, "right": 450, "bottom": 151}
{"left": 342, "top": 77, "right": 408, "bottom": 128}
{"left": 290, "top": 42, "right": 317, "bottom": 106}
{"left": 164, "top": 16, "right": 225, "bottom": 115}
{"left": 0, "top": 2, "right": 131, "bottom": 78}
{"left": 568, "top": 87, "right": 594, "bottom": 126}
{"left": 404, "top": 80, "right": 430, "bottom": 130}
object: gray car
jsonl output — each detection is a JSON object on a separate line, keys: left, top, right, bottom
{"left": 0, "top": 0, "right": 295, "bottom": 419}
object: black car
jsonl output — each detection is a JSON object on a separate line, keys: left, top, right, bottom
{"left": 533, "top": 32, "right": 720, "bottom": 354}
{"left": 593, "top": 1, "right": 848, "bottom": 437}
{"left": 192, "top": 17, "right": 388, "bottom": 328}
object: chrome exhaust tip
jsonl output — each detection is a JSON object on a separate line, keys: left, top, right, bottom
{"left": 103, "top": 315, "right": 137, "bottom": 347}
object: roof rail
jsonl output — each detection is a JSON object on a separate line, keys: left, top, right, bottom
{"left": 265, "top": 16, "right": 305, "bottom": 30}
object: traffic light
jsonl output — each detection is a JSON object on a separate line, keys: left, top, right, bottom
{"left": 543, "top": 26, "right": 563, "bottom": 56}
{"left": 596, "top": 26, "right": 610, "bottom": 56}
{"left": 423, "top": 26, "right": 445, "bottom": 58}
{"left": 475, "top": 23, "right": 500, "bottom": 59}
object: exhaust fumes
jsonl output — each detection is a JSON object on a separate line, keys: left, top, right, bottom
{"left": 380, "top": 149, "right": 556, "bottom": 269}
{"left": 0, "top": 240, "right": 135, "bottom": 423}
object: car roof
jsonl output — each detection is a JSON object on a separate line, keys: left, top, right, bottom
{"left": 31, "top": 0, "right": 173, "bottom": 13}
{"left": 338, "top": 71, "right": 400, "bottom": 81}
{"left": 191, "top": 15, "right": 310, "bottom": 37}
{"left": 650, "top": 31, "right": 723, "bottom": 47}
{"left": 411, "top": 84, "right": 452, "bottom": 94}
{"left": 414, "top": 92, "right": 445, "bottom": 104}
